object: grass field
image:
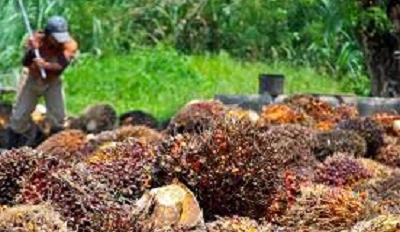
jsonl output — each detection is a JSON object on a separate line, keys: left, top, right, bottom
{"left": 60, "top": 46, "right": 369, "bottom": 119}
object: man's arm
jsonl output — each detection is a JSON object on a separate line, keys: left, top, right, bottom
{"left": 34, "top": 39, "right": 78, "bottom": 74}
{"left": 21, "top": 32, "right": 43, "bottom": 66}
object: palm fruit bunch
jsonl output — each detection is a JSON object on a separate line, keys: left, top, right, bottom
{"left": 284, "top": 95, "right": 360, "bottom": 131}
{"left": 376, "top": 144, "right": 400, "bottom": 168}
{"left": 157, "top": 116, "right": 317, "bottom": 219}
{"left": 277, "top": 184, "right": 374, "bottom": 231}
{"left": 19, "top": 162, "right": 135, "bottom": 232}
{"left": 84, "top": 138, "right": 156, "bottom": 200}
{"left": 336, "top": 117, "right": 385, "bottom": 157}
{"left": 314, "top": 153, "right": 373, "bottom": 187}
{"left": 119, "top": 110, "right": 159, "bottom": 129}
{"left": 66, "top": 104, "right": 117, "bottom": 134}
{"left": 89, "top": 125, "right": 163, "bottom": 147}
{"left": 0, "top": 147, "right": 41, "bottom": 205}
{"left": 372, "top": 112, "right": 400, "bottom": 136}
{"left": 349, "top": 214, "right": 400, "bottom": 232}
{"left": 166, "top": 100, "right": 227, "bottom": 135}
{"left": 0, "top": 204, "right": 70, "bottom": 232}
{"left": 285, "top": 94, "right": 335, "bottom": 121}
{"left": 36, "top": 129, "right": 91, "bottom": 162}
{"left": 206, "top": 216, "right": 276, "bottom": 232}
{"left": 356, "top": 173, "right": 400, "bottom": 214}
{"left": 258, "top": 103, "right": 311, "bottom": 126}
{"left": 225, "top": 107, "right": 260, "bottom": 124}
{"left": 314, "top": 130, "right": 367, "bottom": 161}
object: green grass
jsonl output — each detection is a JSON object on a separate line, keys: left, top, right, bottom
{"left": 63, "top": 46, "right": 369, "bottom": 119}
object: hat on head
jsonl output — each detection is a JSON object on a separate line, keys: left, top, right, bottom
{"left": 45, "top": 16, "right": 70, "bottom": 43}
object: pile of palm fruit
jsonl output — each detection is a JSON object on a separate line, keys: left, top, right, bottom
{"left": 1, "top": 95, "right": 400, "bottom": 231}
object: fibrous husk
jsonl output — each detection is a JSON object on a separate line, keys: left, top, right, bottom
{"left": 258, "top": 103, "right": 311, "bottom": 126}
{"left": 277, "top": 184, "right": 375, "bottom": 231}
{"left": 337, "top": 118, "right": 385, "bottom": 157}
{"left": 166, "top": 100, "right": 227, "bottom": 135}
{"left": 119, "top": 110, "right": 159, "bottom": 129}
{"left": 37, "top": 129, "right": 90, "bottom": 162}
{"left": 349, "top": 214, "right": 400, "bottom": 232}
{"left": 157, "top": 116, "right": 317, "bottom": 219}
{"left": 314, "top": 153, "right": 373, "bottom": 187}
{"left": 0, "top": 147, "right": 41, "bottom": 205}
{"left": 206, "top": 216, "right": 277, "bottom": 232}
{"left": 133, "top": 183, "right": 205, "bottom": 232}
{"left": 314, "top": 130, "right": 367, "bottom": 161}
{"left": 0, "top": 204, "right": 70, "bottom": 232}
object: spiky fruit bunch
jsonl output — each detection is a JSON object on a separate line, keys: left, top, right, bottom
{"left": 206, "top": 216, "right": 275, "bottom": 232}
{"left": 285, "top": 94, "right": 335, "bottom": 122}
{"left": 376, "top": 144, "right": 400, "bottom": 168}
{"left": 314, "top": 130, "right": 367, "bottom": 161}
{"left": 37, "top": 130, "right": 90, "bottom": 162}
{"left": 277, "top": 185, "right": 374, "bottom": 231}
{"left": 119, "top": 110, "right": 159, "bottom": 129}
{"left": 85, "top": 139, "right": 155, "bottom": 200}
{"left": 356, "top": 174, "right": 400, "bottom": 214}
{"left": 350, "top": 214, "right": 400, "bottom": 232}
{"left": 158, "top": 117, "right": 317, "bottom": 219}
{"left": 314, "top": 154, "right": 373, "bottom": 187}
{"left": 335, "top": 104, "right": 359, "bottom": 121}
{"left": 259, "top": 103, "right": 311, "bottom": 126}
{"left": 0, "top": 148, "right": 40, "bottom": 205}
{"left": 337, "top": 118, "right": 384, "bottom": 157}
{"left": 69, "top": 104, "right": 117, "bottom": 134}
{"left": 357, "top": 158, "right": 394, "bottom": 180}
{"left": 0, "top": 204, "right": 70, "bottom": 232}
{"left": 90, "top": 125, "right": 163, "bottom": 147}
{"left": 20, "top": 164, "right": 134, "bottom": 232}
{"left": 372, "top": 112, "right": 400, "bottom": 136}
{"left": 166, "top": 100, "right": 226, "bottom": 135}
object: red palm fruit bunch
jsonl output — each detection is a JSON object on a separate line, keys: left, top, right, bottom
{"left": 337, "top": 118, "right": 385, "bottom": 157}
{"left": 285, "top": 95, "right": 359, "bottom": 131}
{"left": 0, "top": 148, "right": 41, "bottom": 205}
{"left": 350, "top": 214, "right": 400, "bottom": 232}
{"left": 37, "top": 129, "right": 91, "bottom": 163}
{"left": 355, "top": 173, "right": 400, "bottom": 215}
{"left": 166, "top": 100, "right": 227, "bottom": 135}
{"left": 258, "top": 103, "right": 312, "bottom": 126}
{"left": 277, "top": 184, "right": 374, "bottom": 231}
{"left": 372, "top": 112, "right": 400, "bottom": 136}
{"left": 285, "top": 94, "right": 336, "bottom": 122}
{"left": 314, "top": 153, "right": 373, "bottom": 188}
{"left": 89, "top": 125, "right": 163, "bottom": 147}
{"left": 157, "top": 116, "right": 317, "bottom": 219}
{"left": 19, "top": 164, "right": 135, "bottom": 232}
{"left": 376, "top": 144, "right": 400, "bottom": 168}
{"left": 314, "top": 130, "right": 367, "bottom": 161}
{"left": 0, "top": 204, "right": 70, "bottom": 232}
{"left": 85, "top": 138, "right": 155, "bottom": 201}
{"left": 206, "top": 216, "right": 277, "bottom": 232}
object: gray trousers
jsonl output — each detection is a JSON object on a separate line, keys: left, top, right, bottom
{"left": 10, "top": 72, "right": 65, "bottom": 134}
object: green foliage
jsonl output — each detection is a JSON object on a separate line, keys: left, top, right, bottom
{"left": 63, "top": 46, "right": 364, "bottom": 118}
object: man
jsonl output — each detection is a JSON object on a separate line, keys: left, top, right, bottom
{"left": 6, "top": 16, "right": 78, "bottom": 148}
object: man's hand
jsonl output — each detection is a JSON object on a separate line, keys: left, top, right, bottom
{"left": 27, "top": 36, "right": 40, "bottom": 50}
{"left": 33, "top": 58, "right": 47, "bottom": 68}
